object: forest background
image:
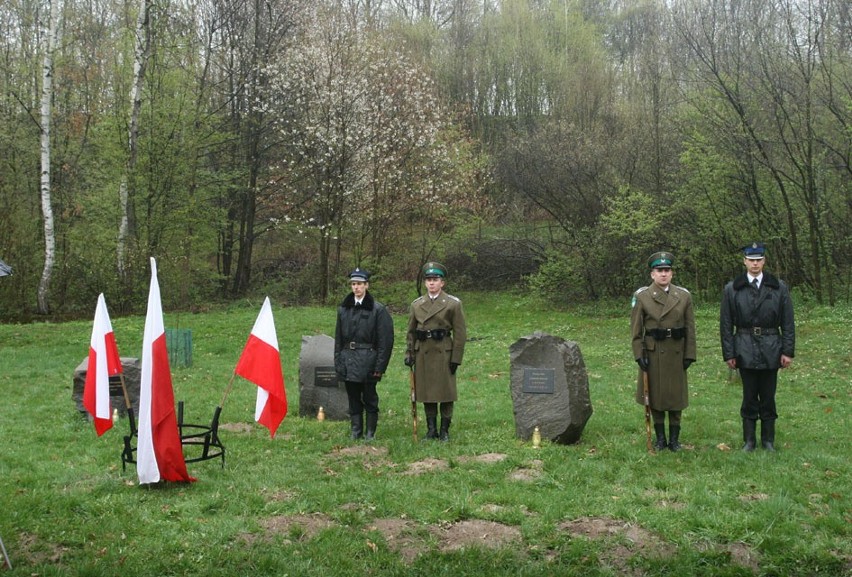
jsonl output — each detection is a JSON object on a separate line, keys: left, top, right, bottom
{"left": 1, "top": 0, "right": 850, "bottom": 320}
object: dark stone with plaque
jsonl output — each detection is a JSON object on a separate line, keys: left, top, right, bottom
{"left": 509, "top": 332, "right": 592, "bottom": 444}
{"left": 298, "top": 335, "right": 348, "bottom": 420}
{"left": 72, "top": 357, "right": 141, "bottom": 418}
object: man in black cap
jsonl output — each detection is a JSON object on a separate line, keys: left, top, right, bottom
{"left": 334, "top": 268, "right": 395, "bottom": 441}
{"left": 631, "top": 251, "right": 697, "bottom": 451}
{"left": 405, "top": 262, "right": 467, "bottom": 441}
{"left": 720, "top": 243, "right": 795, "bottom": 452}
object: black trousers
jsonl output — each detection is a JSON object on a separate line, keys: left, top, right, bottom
{"left": 739, "top": 368, "right": 778, "bottom": 421}
{"left": 345, "top": 382, "right": 379, "bottom": 416}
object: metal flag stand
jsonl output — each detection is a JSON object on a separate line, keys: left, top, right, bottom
{"left": 0, "top": 533, "right": 11, "bottom": 570}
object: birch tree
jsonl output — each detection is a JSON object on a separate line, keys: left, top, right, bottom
{"left": 117, "top": 0, "right": 151, "bottom": 278}
{"left": 37, "top": 0, "right": 61, "bottom": 314}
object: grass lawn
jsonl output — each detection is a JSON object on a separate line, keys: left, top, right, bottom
{"left": 0, "top": 292, "right": 849, "bottom": 576}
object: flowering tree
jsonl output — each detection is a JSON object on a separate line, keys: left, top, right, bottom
{"left": 268, "top": 1, "right": 483, "bottom": 300}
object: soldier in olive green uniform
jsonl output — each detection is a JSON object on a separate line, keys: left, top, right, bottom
{"left": 405, "top": 262, "right": 467, "bottom": 441}
{"left": 631, "top": 252, "right": 697, "bottom": 451}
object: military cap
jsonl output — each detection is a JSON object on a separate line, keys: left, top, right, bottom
{"left": 647, "top": 251, "right": 674, "bottom": 269}
{"left": 742, "top": 242, "right": 766, "bottom": 259}
{"left": 422, "top": 262, "right": 447, "bottom": 278}
{"left": 348, "top": 267, "right": 369, "bottom": 282}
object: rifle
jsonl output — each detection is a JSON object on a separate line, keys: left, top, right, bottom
{"left": 409, "top": 367, "right": 418, "bottom": 443}
{"left": 642, "top": 364, "right": 652, "bottom": 453}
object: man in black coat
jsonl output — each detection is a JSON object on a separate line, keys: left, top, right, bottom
{"left": 720, "top": 243, "right": 795, "bottom": 452}
{"left": 334, "top": 268, "right": 395, "bottom": 441}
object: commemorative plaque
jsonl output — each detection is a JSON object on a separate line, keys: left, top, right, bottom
{"left": 522, "top": 368, "right": 555, "bottom": 394}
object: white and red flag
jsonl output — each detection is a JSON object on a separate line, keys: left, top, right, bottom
{"left": 136, "top": 258, "right": 194, "bottom": 484}
{"left": 235, "top": 296, "right": 287, "bottom": 438}
{"left": 83, "top": 293, "right": 122, "bottom": 436}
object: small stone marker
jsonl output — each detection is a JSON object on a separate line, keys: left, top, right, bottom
{"left": 72, "top": 357, "right": 141, "bottom": 418}
{"left": 298, "top": 334, "right": 349, "bottom": 420}
{"left": 509, "top": 332, "right": 592, "bottom": 444}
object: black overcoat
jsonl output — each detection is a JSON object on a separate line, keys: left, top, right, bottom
{"left": 334, "top": 292, "right": 394, "bottom": 383}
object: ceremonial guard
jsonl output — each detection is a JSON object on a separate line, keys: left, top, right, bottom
{"left": 720, "top": 243, "right": 795, "bottom": 452}
{"left": 631, "top": 251, "right": 697, "bottom": 451}
{"left": 334, "top": 268, "right": 395, "bottom": 441}
{"left": 405, "top": 262, "right": 467, "bottom": 441}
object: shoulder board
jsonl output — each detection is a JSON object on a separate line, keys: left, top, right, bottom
{"left": 631, "top": 286, "right": 647, "bottom": 308}
{"left": 411, "top": 296, "right": 425, "bottom": 305}
{"left": 445, "top": 294, "right": 461, "bottom": 303}
{"left": 673, "top": 284, "right": 690, "bottom": 294}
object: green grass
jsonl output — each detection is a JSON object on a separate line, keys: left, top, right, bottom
{"left": 0, "top": 293, "right": 849, "bottom": 576}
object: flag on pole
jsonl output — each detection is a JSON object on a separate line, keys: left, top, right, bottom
{"left": 137, "top": 258, "right": 194, "bottom": 484}
{"left": 83, "top": 293, "right": 122, "bottom": 436}
{"left": 235, "top": 297, "right": 287, "bottom": 437}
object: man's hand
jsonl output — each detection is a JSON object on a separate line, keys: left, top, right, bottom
{"left": 371, "top": 371, "right": 383, "bottom": 380}
{"left": 780, "top": 355, "right": 793, "bottom": 369}
{"left": 449, "top": 362, "right": 459, "bottom": 375}
{"left": 726, "top": 358, "right": 737, "bottom": 369}
{"left": 636, "top": 357, "right": 650, "bottom": 372}
{"left": 404, "top": 354, "right": 415, "bottom": 368}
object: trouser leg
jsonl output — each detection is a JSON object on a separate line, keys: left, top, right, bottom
{"left": 668, "top": 410, "right": 682, "bottom": 452}
{"left": 651, "top": 409, "right": 667, "bottom": 451}
{"left": 439, "top": 402, "right": 453, "bottom": 442}
{"left": 363, "top": 383, "right": 379, "bottom": 441}
{"left": 345, "top": 382, "right": 364, "bottom": 440}
{"left": 424, "top": 402, "right": 438, "bottom": 439}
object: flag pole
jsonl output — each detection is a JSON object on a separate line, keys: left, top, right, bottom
{"left": 118, "top": 373, "right": 137, "bottom": 435}
{"left": 220, "top": 372, "right": 237, "bottom": 409}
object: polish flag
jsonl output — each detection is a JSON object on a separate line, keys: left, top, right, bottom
{"left": 235, "top": 297, "right": 287, "bottom": 437}
{"left": 83, "top": 293, "right": 122, "bottom": 436}
{"left": 136, "top": 258, "right": 194, "bottom": 484}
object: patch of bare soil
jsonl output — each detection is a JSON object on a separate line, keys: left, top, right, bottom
{"left": 456, "top": 452, "right": 508, "bottom": 465}
{"left": 561, "top": 516, "right": 762, "bottom": 574}
{"left": 403, "top": 458, "right": 449, "bottom": 475}
{"left": 432, "top": 519, "right": 522, "bottom": 553}
{"left": 12, "top": 532, "right": 69, "bottom": 566}
{"left": 219, "top": 422, "right": 253, "bottom": 433}
{"left": 508, "top": 459, "right": 543, "bottom": 482}
{"left": 368, "top": 518, "right": 428, "bottom": 563}
{"left": 259, "top": 513, "right": 336, "bottom": 543}
{"left": 331, "top": 445, "right": 389, "bottom": 457}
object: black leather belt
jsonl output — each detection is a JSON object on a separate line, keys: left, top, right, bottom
{"left": 737, "top": 327, "right": 779, "bottom": 336}
{"left": 348, "top": 342, "right": 374, "bottom": 350}
{"left": 646, "top": 327, "right": 686, "bottom": 340}
{"left": 416, "top": 329, "right": 450, "bottom": 341}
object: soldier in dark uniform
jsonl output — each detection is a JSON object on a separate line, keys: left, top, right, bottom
{"left": 720, "top": 243, "right": 795, "bottom": 452}
{"left": 405, "top": 262, "right": 467, "bottom": 441}
{"left": 334, "top": 268, "right": 394, "bottom": 441}
{"left": 631, "top": 252, "right": 697, "bottom": 451}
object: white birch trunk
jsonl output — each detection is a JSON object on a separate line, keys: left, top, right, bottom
{"left": 117, "top": 0, "right": 151, "bottom": 276}
{"left": 37, "top": 0, "right": 60, "bottom": 314}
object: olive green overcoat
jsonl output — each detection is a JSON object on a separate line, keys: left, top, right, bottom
{"left": 406, "top": 291, "right": 467, "bottom": 403}
{"left": 631, "top": 284, "right": 697, "bottom": 411}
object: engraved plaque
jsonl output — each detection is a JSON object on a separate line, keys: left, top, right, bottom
{"left": 522, "top": 367, "right": 555, "bottom": 394}
{"left": 315, "top": 366, "right": 340, "bottom": 388}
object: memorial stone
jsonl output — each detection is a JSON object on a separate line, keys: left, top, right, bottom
{"left": 298, "top": 334, "right": 349, "bottom": 420}
{"left": 509, "top": 332, "right": 592, "bottom": 444}
{"left": 72, "top": 357, "right": 142, "bottom": 418}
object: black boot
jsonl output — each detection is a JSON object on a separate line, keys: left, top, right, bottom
{"left": 365, "top": 413, "right": 378, "bottom": 442}
{"left": 742, "top": 419, "right": 756, "bottom": 452}
{"left": 439, "top": 417, "right": 451, "bottom": 442}
{"left": 350, "top": 413, "right": 363, "bottom": 440}
{"left": 760, "top": 420, "right": 776, "bottom": 452}
{"left": 425, "top": 416, "right": 438, "bottom": 440}
{"left": 653, "top": 424, "right": 667, "bottom": 451}
{"left": 668, "top": 425, "right": 681, "bottom": 452}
